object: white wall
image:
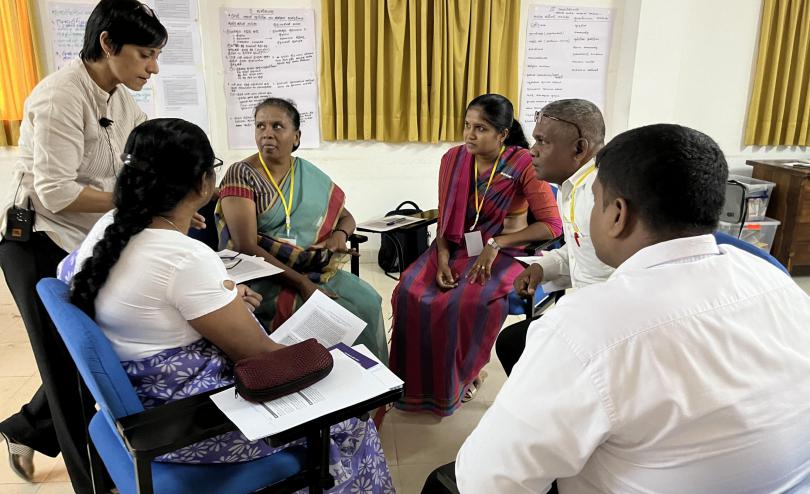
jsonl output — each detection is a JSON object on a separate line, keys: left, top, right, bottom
{"left": 627, "top": 0, "right": 808, "bottom": 173}
{"left": 20, "top": 0, "right": 810, "bottom": 240}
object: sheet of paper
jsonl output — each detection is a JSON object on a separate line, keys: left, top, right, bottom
{"left": 519, "top": 5, "right": 613, "bottom": 138}
{"left": 210, "top": 345, "right": 402, "bottom": 440}
{"left": 357, "top": 214, "right": 424, "bottom": 232}
{"left": 269, "top": 290, "right": 365, "bottom": 347}
{"left": 515, "top": 256, "right": 544, "bottom": 265}
{"left": 46, "top": 0, "right": 207, "bottom": 131}
{"left": 154, "top": 0, "right": 209, "bottom": 133}
{"left": 48, "top": 2, "right": 94, "bottom": 71}
{"left": 220, "top": 8, "right": 320, "bottom": 149}
{"left": 217, "top": 249, "right": 284, "bottom": 284}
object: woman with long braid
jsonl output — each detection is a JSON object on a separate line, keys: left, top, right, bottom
{"left": 0, "top": 1, "right": 167, "bottom": 487}
{"left": 58, "top": 119, "right": 394, "bottom": 491}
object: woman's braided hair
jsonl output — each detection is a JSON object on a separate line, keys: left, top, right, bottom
{"left": 70, "top": 118, "right": 215, "bottom": 317}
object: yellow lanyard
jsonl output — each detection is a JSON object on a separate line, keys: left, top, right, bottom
{"left": 470, "top": 146, "right": 505, "bottom": 231}
{"left": 258, "top": 153, "right": 295, "bottom": 236}
{"left": 568, "top": 163, "right": 597, "bottom": 241}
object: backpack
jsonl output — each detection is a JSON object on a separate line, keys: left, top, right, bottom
{"left": 377, "top": 201, "right": 431, "bottom": 279}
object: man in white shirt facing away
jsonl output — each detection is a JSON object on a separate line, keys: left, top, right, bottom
{"left": 455, "top": 123, "right": 810, "bottom": 493}
{"left": 496, "top": 99, "right": 614, "bottom": 375}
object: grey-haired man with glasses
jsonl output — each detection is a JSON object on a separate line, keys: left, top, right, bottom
{"left": 495, "top": 99, "right": 614, "bottom": 375}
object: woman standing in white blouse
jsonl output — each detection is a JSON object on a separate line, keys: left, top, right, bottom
{"left": 0, "top": 1, "right": 166, "bottom": 491}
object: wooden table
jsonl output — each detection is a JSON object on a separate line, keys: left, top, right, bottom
{"left": 745, "top": 160, "right": 810, "bottom": 274}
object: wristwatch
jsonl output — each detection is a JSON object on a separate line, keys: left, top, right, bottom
{"left": 487, "top": 237, "right": 501, "bottom": 250}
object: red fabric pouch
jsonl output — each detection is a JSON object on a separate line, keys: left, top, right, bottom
{"left": 234, "top": 338, "right": 334, "bottom": 403}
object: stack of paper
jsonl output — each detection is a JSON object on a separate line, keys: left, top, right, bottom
{"left": 210, "top": 345, "right": 402, "bottom": 440}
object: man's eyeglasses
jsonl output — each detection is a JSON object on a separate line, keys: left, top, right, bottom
{"left": 218, "top": 253, "right": 242, "bottom": 270}
{"left": 213, "top": 157, "right": 224, "bottom": 170}
{"left": 535, "top": 111, "right": 583, "bottom": 140}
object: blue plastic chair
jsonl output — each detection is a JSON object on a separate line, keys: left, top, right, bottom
{"left": 35, "top": 278, "right": 310, "bottom": 494}
{"left": 714, "top": 231, "right": 789, "bottom": 274}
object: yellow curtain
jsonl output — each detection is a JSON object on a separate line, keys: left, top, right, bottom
{"left": 745, "top": 0, "right": 810, "bottom": 146}
{"left": 0, "top": 0, "right": 43, "bottom": 146}
{"left": 320, "top": 0, "right": 520, "bottom": 143}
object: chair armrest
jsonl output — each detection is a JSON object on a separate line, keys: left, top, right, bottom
{"left": 348, "top": 234, "right": 368, "bottom": 276}
{"left": 116, "top": 386, "right": 240, "bottom": 459}
{"left": 349, "top": 233, "right": 368, "bottom": 245}
{"left": 116, "top": 386, "right": 403, "bottom": 459}
{"left": 522, "top": 234, "right": 563, "bottom": 255}
{"left": 266, "top": 388, "right": 402, "bottom": 447}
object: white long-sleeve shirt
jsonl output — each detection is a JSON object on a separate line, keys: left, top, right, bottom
{"left": 1, "top": 59, "right": 146, "bottom": 251}
{"left": 536, "top": 161, "right": 613, "bottom": 290}
{"left": 457, "top": 234, "right": 810, "bottom": 493}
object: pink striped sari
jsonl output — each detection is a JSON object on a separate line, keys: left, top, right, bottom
{"left": 389, "top": 145, "right": 561, "bottom": 416}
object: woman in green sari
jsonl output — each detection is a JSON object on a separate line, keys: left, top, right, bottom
{"left": 216, "top": 98, "right": 388, "bottom": 363}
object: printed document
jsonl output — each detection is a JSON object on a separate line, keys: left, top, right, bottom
{"left": 217, "top": 249, "right": 283, "bottom": 284}
{"left": 269, "top": 290, "right": 366, "bottom": 347}
{"left": 210, "top": 345, "right": 403, "bottom": 440}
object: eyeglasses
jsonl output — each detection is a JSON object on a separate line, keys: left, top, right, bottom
{"left": 535, "top": 111, "right": 583, "bottom": 140}
{"left": 218, "top": 253, "right": 242, "bottom": 270}
{"left": 121, "top": 153, "right": 224, "bottom": 172}
{"left": 134, "top": 2, "right": 156, "bottom": 17}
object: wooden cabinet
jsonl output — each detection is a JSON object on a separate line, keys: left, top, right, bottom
{"left": 746, "top": 160, "right": 810, "bottom": 274}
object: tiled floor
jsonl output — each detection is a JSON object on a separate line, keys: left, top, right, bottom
{"left": 1, "top": 146, "right": 809, "bottom": 493}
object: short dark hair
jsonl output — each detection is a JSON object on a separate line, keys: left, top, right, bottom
{"left": 467, "top": 94, "right": 530, "bottom": 149}
{"left": 595, "top": 124, "right": 728, "bottom": 236}
{"left": 81, "top": 0, "right": 167, "bottom": 61}
{"left": 254, "top": 97, "right": 301, "bottom": 151}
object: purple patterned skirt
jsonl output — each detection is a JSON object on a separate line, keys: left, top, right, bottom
{"left": 122, "top": 339, "right": 395, "bottom": 493}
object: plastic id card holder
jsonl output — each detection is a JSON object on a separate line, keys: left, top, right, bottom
{"left": 464, "top": 230, "right": 483, "bottom": 257}
{"left": 278, "top": 235, "right": 297, "bottom": 246}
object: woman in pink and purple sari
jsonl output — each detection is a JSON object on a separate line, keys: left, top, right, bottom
{"left": 389, "top": 94, "right": 563, "bottom": 416}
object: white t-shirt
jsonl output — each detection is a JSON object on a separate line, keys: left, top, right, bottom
{"left": 66, "top": 211, "right": 237, "bottom": 361}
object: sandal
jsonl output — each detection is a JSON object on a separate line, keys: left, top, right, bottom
{"left": 461, "top": 370, "right": 488, "bottom": 403}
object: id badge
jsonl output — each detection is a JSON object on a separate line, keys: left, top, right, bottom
{"left": 278, "top": 235, "right": 297, "bottom": 246}
{"left": 464, "top": 230, "right": 484, "bottom": 257}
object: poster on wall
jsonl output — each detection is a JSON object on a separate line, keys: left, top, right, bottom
{"left": 220, "top": 8, "right": 320, "bottom": 149}
{"left": 519, "top": 5, "right": 613, "bottom": 138}
{"left": 46, "top": 0, "right": 209, "bottom": 132}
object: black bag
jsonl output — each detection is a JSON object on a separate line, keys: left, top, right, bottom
{"left": 377, "top": 201, "right": 430, "bottom": 278}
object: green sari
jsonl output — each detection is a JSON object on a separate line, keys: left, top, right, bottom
{"left": 217, "top": 157, "right": 388, "bottom": 364}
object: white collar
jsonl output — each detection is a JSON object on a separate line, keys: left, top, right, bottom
{"left": 612, "top": 234, "right": 721, "bottom": 276}
{"left": 562, "top": 159, "right": 597, "bottom": 189}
